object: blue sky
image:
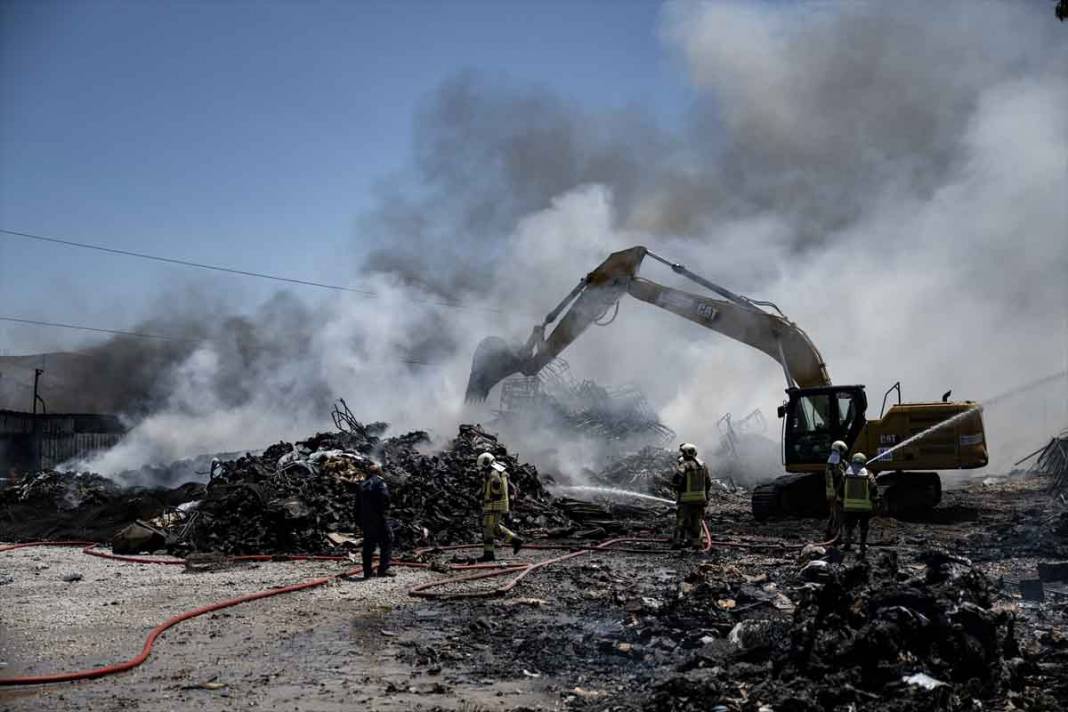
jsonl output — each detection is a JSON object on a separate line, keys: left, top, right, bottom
{"left": 0, "top": 0, "right": 690, "bottom": 354}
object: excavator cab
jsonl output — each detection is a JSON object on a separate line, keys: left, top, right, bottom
{"left": 779, "top": 386, "right": 867, "bottom": 467}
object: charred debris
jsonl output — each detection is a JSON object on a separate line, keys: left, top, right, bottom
{"left": 2, "top": 406, "right": 1068, "bottom": 710}
{"left": 1, "top": 402, "right": 579, "bottom": 553}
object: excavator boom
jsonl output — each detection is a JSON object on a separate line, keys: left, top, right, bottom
{"left": 467, "top": 245, "right": 988, "bottom": 521}
{"left": 465, "top": 246, "right": 830, "bottom": 402}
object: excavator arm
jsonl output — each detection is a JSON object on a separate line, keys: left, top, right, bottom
{"left": 465, "top": 246, "right": 831, "bottom": 402}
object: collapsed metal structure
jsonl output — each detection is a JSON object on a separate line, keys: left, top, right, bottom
{"left": 1018, "top": 429, "right": 1068, "bottom": 498}
{"left": 492, "top": 358, "right": 675, "bottom": 448}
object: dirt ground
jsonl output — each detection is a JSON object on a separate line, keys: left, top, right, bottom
{"left": 2, "top": 475, "right": 1067, "bottom": 711}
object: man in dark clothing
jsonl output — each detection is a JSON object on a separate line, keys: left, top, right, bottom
{"left": 356, "top": 464, "right": 394, "bottom": 579}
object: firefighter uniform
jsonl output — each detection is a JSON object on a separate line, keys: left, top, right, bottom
{"left": 839, "top": 455, "right": 878, "bottom": 556}
{"left": 672, "top": 446, "right": 711, "bottom": 549}
{"left": 480, "top": 457, "right": 522, "bottom": 561}
{"left": 824, "top": 448, "right": 847, "bottom": 539}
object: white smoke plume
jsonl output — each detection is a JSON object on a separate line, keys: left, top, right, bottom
{"left": 76, "top": 0, "right": 1066, "bottom": 482}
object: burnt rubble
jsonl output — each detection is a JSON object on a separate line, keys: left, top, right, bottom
{"left": 590, "top": 446, "right": 742, "bottom": 504}
{"left": 0, "top": 470, "right": 203, "bottom": 542}
{"left": 3, "top": 413, "right": 1067, "bottom": 710}
{"left": 1032, "top": 430, "right": 1067, "bottom": 497}
{"left": 448, "top": 544, "right": 1063, "bottom": 711}
{"left": 1, "top": 413, "right": 576, "bottom": 555}
{"left": 635, "top": 552, "right": 1037, "bottom": 710}
{"left": 492, "top": 358, "right": 675, "bottom": 452}
{"left": 592, "top": 446, "right": 679, "bottom": 498}
{"left": 177, "top": 418, "right": 577, "bottom": 553}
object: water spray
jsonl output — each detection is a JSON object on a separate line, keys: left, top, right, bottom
{"left": 866, "top": 370, "right": 1067, "bottom": 467}
{"left": 867, "top": 406, "right": 983, "bottom": 466}
{"left": 552, "top": 484, "right": 676, "bottom": 506}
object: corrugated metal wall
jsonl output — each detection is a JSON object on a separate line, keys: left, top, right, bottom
{"left": 38, "top": 432, "right": 125, "bottom": 469}
{"left": 0, "top": 410, "right": 125, "bottom": 472}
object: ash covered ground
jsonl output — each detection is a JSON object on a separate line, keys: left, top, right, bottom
{"left": 2, "top": 416, "right": 1067, "bottom": 711}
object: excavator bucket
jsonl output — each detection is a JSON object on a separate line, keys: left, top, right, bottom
{"left": 464, "top": 336, "right": 529, "bottom": 402}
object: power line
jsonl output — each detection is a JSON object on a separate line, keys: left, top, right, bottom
{"left": 0, "top": 227, "right": 501, "bottom": 314}
{"left": 0, "top": 315, "right": 442, "bottom": 367}
{"left": 1, "top": 228, "right": 378, "bottom": 296}
{"left": 0, "top": 316, "right": 195, "bottom": 342}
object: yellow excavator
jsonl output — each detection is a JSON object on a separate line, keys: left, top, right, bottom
{"left": 465, "top": 246, "right": 988, "bottom": 519}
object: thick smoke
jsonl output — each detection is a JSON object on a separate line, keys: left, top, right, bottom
{"left": 74, "top": 0, "right": 1065, "bottom": 482}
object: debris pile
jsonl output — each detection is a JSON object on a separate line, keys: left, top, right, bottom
{"left": 711, "top": 408, "right": 781, "bottom": 486}
{"left": 379, "top": 423, "right": 573, "bottom": 549}
{"left": 1034, "top": 430, "right": 1067, "bottom": 497}
{"left": 593, "top": 446, "right": 678, "bottom": 497}
{"left": 590, "top": 446, "right": 742, "bottom": 505}
{"left": 493, "top": 358, "right": 674, "bottom": 450}
{"left": 1, "top": 401, "right": 576, "bottom": 554}
{"left": 4, "top": 470, "right": 122, "bottom": 510}
{"left": 162, "top": 414, "right": 573, "bottom": 554}
{"left": 641, "top": 551, "right": 1034, "bottom": 710}
{"left": 0, "top": 470, "right": 201, "bottom": 542}
{"left": 184, "top": 447, "right": 366, "bottom": 554}
{"left": 778, "top": 551, "right": 1023, "bottom": 702}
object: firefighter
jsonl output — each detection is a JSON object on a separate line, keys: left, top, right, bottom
{"left": 840, "top": 452, "right": 879, "bottom": 557}
{"left": 672, "top": 443, "right": 711, "bottom": 549}
{"left": 824, "top": 440, "right": 848, "bottom": 540}
{"left": 356, "top": 464, "right": 394, "bottom": 578}
{"left": 477, "top": 452, "right": 524, "bottom": 562}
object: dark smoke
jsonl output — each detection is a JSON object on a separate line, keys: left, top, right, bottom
{"left": 23, "top": 0, "right": 1064, "bottom": 480}
{"left": 357, "top": 73, "right": 683, "bottom": 298}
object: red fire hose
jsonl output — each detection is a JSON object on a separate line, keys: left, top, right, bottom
{"left": 0, "top": 543, "right": 428, "bottom": 687}
{"left": 2, "top": 517, "right": 823, "bottom": 687}
{"left": 0, "top": 564, "right": 361, "bottom": 685}
{"left": 408, "top": 520, "right": 714, "bottom": 600}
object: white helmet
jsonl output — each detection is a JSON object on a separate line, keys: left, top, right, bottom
{"left": 679, "top": 443, "right": 698, "bottom": 459}
{"left": 831, "top": 440, "right": 848, "bottom": 454}
{"left": 851, "top": 452, "right": 867, "bottom": 465}
{"left": 477, "top": 452, "right": 496, "bottom": 468}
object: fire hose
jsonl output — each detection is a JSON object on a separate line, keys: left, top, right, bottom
{"left": 0, "top": 520, "right": 832, "bottom": 687}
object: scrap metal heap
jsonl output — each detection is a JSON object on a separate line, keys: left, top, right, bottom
{"left": 593, "top": 445, "right": 680, "bottom": 497}
{"left": 493, "top": 358, "right": 675, "bottom": 450}
{"left": 0, "top": 403, "right": 579, "bottom": 554}
{"left": 1027, "top": 429, "right": 1068, "bottom": 497}
{"left": 587, "top": 446, "right": 744, "bottom": 507}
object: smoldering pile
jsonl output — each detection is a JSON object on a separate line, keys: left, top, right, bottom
{"left": 1, "top": 405, "right": 578, "bottom": 554}
{"left": 588, "top": 446, "right": 741, "bottom": 503}
{"left": 177, "top": 417, "right": 573, "bottom": 554}
{"left": 640, "top": 551, "right": 1042, "bottom": 711}
{"left": 0, "top": 469, "right": 204, "bottom": 542}
{"left": 492, "top": 362, "right": 676, "bottom": 453}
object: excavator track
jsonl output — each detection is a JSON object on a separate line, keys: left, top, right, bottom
{"left": 751, "top": 471, "right": 943, "bottom": 520}
{"left": 877, "top": 471, "right": 942, "bottom": 517}
{"left": 750, "top": 473, "right": 827, "bottom": 520}
{"left": 750, "top": 484, "right": 782, "bottom": 522}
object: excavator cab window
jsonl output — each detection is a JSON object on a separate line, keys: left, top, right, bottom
{"left": 786, "top": 393, "right": 833, "bottom": 463}
{"left": 783, "top": 386, "right": 867, "bottom": 466}
{"left": 837, "top": 392, "right": 857, "bottom": 434}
